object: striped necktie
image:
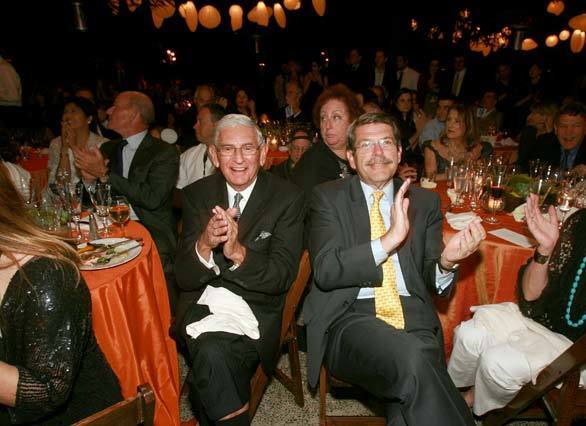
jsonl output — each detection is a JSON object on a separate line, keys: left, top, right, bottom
{"left": 370, "top": 191, "right": 405, "bottom": 329}
{"left": 232, "top": 192, "right": 243, "bottom": 221}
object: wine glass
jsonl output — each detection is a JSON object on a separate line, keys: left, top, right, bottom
{"left": 109, "top": 195, "right": 130, "bottom": 238}
{"left": 556, "top": 182, "right": 574, "bottom": 229}
{"left": 530, "top": 177, "right": 553, "bottom": 212}
{"left": 452, "top": 163, "right": 468, "bottom": 208}
{"left": 469, "top": 168, "right": 486, "bottom": 210}
{"left": 485, "top": 168, "right": 506, "bottom": 224}
{"left": 89, "top": 183, "right": 112, "bottom": 237}
{"left": 67, "top": 182, "right": 84, "bottom": 242}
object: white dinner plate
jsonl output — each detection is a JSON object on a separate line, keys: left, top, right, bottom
{"left": 79, "top": 238, "right": 142, "bottom": 271}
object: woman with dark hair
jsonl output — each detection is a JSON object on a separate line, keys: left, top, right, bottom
{"left": 423, "top": 104, "right": 492, "bottom": 180}
{"left": 0, "top": 163, "right": 122, "bottom": 424}
{"left": 292, "top": 83, "right": 363, "bottom": 194}
{"left": 47, "top": 96, "right": 108, "bottom": 185}
{"left": 388, "top": 88, "right": 427, "bottom": 165}
{"left": 231, "top": 88, "right": 257, "bottom": 121}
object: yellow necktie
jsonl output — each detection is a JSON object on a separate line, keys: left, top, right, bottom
{"left": 370, "top": 191, "right": 405, "bottom": 329}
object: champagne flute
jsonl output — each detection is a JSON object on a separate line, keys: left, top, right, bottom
{"left": 452, "top": 164, "right": 468, "bottom": 208}
{"left": 89, "top": 183, "right": 112, "bottom": 237}
{"left": 110, "top": 195, "right": 130, "bottom": 238}
{"left": 67, "top": 182, "right": 83, "bottom": 242}
{"left": 470, "top": 169, "right": 485, "bottom": 210}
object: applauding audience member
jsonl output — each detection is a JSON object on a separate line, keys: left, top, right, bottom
{"left": 448, "top": 194, "right": 586, "bottom": 415}
{"left": 0, "top": 164, "right": 122, "bottom": 424}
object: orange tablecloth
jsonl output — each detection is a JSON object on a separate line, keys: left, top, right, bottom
{"left": 429, "top": 182, "right": 533, "bottom": 357}
{"left": 267, "top": 148, "right": 289, "bottom": 167}
{"left": 82, "top": 221, "right": 180, "bottom": 425}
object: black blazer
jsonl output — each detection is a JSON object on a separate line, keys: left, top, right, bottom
{"left": 303, "top": 175, "right": 454, "bottom": 387}
{"left": 100, "top": 134, "right": 179, "bottom": 257}
{"left": 174, "top": 170, "right": 305, "bottom": 374}
{"left": 532, "top": 134, "right": 586, "bottom": 170}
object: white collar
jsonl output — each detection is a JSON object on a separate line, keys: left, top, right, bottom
{"left": 126, "top": 130, "right": 148, "bottom": 150}
{"left": 226, "top": 177, "right": 257, "bottom": 212}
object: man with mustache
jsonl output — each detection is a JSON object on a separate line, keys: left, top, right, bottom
{"left": 304, "top": 112, "right": 486, "bottom": 425}
{"left": 533, "top": 102, "right": 586, "bottom": 176}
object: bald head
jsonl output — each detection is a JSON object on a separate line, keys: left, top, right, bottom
{"left": 107, "top": 91, "right": 155, "bottom": 137}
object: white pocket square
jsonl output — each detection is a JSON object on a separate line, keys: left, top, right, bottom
{"left": 254, "top": 231, "right": 272, "bottom": 242}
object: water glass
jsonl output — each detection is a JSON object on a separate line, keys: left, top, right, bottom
{"left": 89, "top": 182, "right": 112, "bottom": 237}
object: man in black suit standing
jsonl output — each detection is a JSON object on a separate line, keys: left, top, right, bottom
{"left": 73, "top": 91, "right": 179, "bottom": 304}
{"left": 175, "top": 114, "right": 305, "bottom": 425}
{"left": 449, "top": 54, "right": 477, "bottom": 103}
{"left": 305, "top": 112, "right": 486, "bottom": 425}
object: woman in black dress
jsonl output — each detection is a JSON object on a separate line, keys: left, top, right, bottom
{"left": 0, "top": 163, "right": 122, "bottom": 425}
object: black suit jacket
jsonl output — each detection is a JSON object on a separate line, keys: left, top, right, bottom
{"left": 174, "top": 170, "right": 305, "bottom": 374}
{"left": 532, "top": 134, "right": 586, "bottom": 169}
{"left": 100, "top": 134, "right": 179, "bottom": 257}
{"left": 449, "top": 68, "right": 478, "bottom": 103}
{"left": 303, "top": 176, "right": 454, "bottom": 387}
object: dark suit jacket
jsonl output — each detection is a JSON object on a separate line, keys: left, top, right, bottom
{"left": 532, "top": 134, "right": 586, "bottom": 169}
{"left": 270, "top": 158, "right": 294, "bottom": 181}
{"left": 449, "top": 68, "right": 478, "bottom": 103}
{"left": 174, "top": 170, "right": 305, "bottom": 374}
{"left": 303, "top": 175, "right": 455, "bottom": 387}
{"left": 100, "top": 134, "right": 179, "bottom": 257}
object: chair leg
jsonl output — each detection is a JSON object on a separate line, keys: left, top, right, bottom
{"left": 319, "top": 366, "right": 328, "bottom": 426}
{"left": 552, "top": 371, "right": 580, "bottom": 426}
{"left": 249, "top": 365, "right": 269, "bottom": 420}
{"left": 287, "top": 321, "right": 304, "bottom": 407}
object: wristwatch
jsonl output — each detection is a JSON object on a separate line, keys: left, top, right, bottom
{"left": 439, "top": 255, "right": 459, "bottom": 273}
{"left": 533, "top": 249, "right": 550, "bottom": 264}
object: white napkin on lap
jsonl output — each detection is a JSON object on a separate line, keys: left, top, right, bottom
{"left": 445, "top": 211, "right": 480, "bottom": 230}
{"left": 420, "top": 178, "right": 437, "bottom": 189}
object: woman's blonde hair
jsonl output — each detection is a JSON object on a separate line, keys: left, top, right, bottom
{"left": 0, "top": 163, "right": 80, "bottom": 280}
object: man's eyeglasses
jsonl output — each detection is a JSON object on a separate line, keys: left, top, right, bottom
{"left": 355, "top": 138, "right": 397, "bottom": 152}
{"left": 218, "top": 144, "right": 260, "bottom": 157}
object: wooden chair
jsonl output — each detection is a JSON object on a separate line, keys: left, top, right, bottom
{"left": 483, "top": 333, "right": 586, "bottom": 426}
{"left": 319, "top": 365, "right": 386, "bottom": 426}
{"left": 249, "top": 250, "right": 312, "bottom": 419}
{"left": 74, "top": 383, "right": 155, "bottom": 426}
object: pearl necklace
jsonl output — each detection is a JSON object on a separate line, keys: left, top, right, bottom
{"left": 565, "top": 255, "right": 586, "bottom": 328}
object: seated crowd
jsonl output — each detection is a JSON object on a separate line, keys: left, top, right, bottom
{"left": 0, "top": 49, "right": 585, "bottom": 425}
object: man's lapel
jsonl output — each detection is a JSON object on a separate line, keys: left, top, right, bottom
{"left": 348, "top": 176, "right": 370, "bottom": 245}
{"left": 128, "top": 133, "right": 153, "bottom": 177}
{"left": 237, "top": 171, "right": 270, "bottom": 242}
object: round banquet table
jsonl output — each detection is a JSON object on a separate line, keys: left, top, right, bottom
{"left": 82, "top": 221, "right": 180, "bottom": 425}
{"left": 428, "top": 181, "right": 534, "bottom": 358}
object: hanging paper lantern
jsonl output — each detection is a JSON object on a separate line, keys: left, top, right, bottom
{"left": 229, "top": 5, "right": 244, "bottom": 31}
{"left": 570, "top": 29, "right": 585, "bottom": 53}
{"left": 546, "top": 1, "right": 564, "bottom": 16}
{"left": 559, "top": 29, "right": 571, "bottom": 41}
{"left": 256, "top": 2, "right": 270, "bottom": 26}
{"left": 273, "top": 4, "right": 287, "bottom": 28}
{"left": 521, "top": 38, "right": 538, "bottom": 51}
{"left": 312, "top": 0, "right": 326, "bottom": 16}
{"left": 199, "top": 5, "right": 221, "bottom": 29}
{"left": 151, "top": 0, "right": 175, "bottom": 29}
{"left": 179, "top": 1, "right": 198, "bottom": 32}
{"left": 283, "top": 0, "right": 301, "bottom": 11}
{"left": 569, "top": 14, "right": 586, "bottom": 32}
{"left": 545, "top": 35, "right": 559, "bottom": 47}
{"left": 127, "top": 0, "right": 142, "bottom": 13}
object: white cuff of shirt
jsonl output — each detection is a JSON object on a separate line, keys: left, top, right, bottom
{"left": 435, "top": 264, "right": 455, "bottom": 294}
{"left": 195, "top": 241, "right": 220, "bottom": 275}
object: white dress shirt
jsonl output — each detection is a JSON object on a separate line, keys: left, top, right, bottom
{"left": 357, "top": 180, "right": 454, "bottom": 299}
{"left": 177, "top": 144, "right": 215, "bottom": 189}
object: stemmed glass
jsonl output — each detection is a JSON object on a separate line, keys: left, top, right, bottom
{"left": 89, "top": 183, "right": 112, "bottom": 237}
{"left": 530, "top": 177, "right": 553, "bottom": 212}
{"left": 485, "top": 166, "right": 507, "bottom": 224}
{"left": 556, "top": 182, "right": 574, "bottom": 229}
{"left": 67, "top": 182, "right": 84, "bottom": 242}
{"left": 469, "top": 168, "right": 486, "bottom": 210}
{"left": 452, "top": 163, "right": 468, "bottom": 208}
{"left": 109, "top": 195, "right": 130, "bottom": 238}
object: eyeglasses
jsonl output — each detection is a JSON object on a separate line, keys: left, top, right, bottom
{"left": 355, "top": 138, "right": 397, "bottom": 152}
{"left": 218, "top": 144, "right": 259, "bottom": 157}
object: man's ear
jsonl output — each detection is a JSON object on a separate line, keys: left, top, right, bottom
{"left": 208, "top": 145, "right": 220, "bottom": 168}
{"left": 347, "top": 149, "right": 357, "bottom": 171}
{"left": 259, "top": 143, "right": 269, "bottom": 167}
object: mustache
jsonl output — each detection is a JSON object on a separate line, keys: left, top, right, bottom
{"left": 366, "top": 156, "right": 394, "bottom": 166}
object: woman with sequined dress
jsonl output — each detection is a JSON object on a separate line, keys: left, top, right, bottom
{"left": 446, "top": 194, "right": 585, "bottom": 416}
{"left": 0, "top": 163, "right": 121, "bottom": 425}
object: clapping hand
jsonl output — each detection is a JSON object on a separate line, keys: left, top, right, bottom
{"left": 442, "top": 218, "right": 486, "bottom": 267}
{"left": 524, "top": 194, "right": 559, "bottom": 256}
{"left": 397, "top": 164, "right": 418, "bottom": 181}
{"left": 72, "top": 146, "right": 109, "bottom": 181}
{"left": 197, "top": 206, "right": 246, "bottom": 265}
{"left": 381, "top": 179, "right": 411, "bottom": 253}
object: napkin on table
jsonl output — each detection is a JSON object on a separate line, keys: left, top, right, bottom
{"left": 445, "top": 211, "right": 480, "bottom": 231}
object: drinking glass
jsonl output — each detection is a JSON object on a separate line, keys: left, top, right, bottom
{"left": 109, "top": 195, "right": 130, "bottom": 238}
{"left": 528, "top": 159, "right": 542, "bottom": 179}
{"left": 89, "top": 183, "right": 112, "bottom": 237}
{"left": 530, "top": 177, "right": 553, "bottom": 212}
{"left": 469, "top": 169, "right": 486, "bottom": 210}
{"left": 452, "top": 164, "right": 468, "bottom": 208}
{"left": 67, "top": 182, "right": 84, "bottom": 242}
{"left": 445, "top": 161, "right": 455, "bottom": 189}
{"left": 485, "top": 169, "right": 506, "bottom": 224}
{"left": 556, "top": 182, "right": 574, "bottom": 229}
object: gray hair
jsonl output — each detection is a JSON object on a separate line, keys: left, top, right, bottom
{"left": 213, "top": 114, "right": 265, "bottom": 147}
{"left": 346, "top": 112, "right": 401, "bottom": 152}
{"left": 125, "top": 91, "right": 155, "bottom": 126}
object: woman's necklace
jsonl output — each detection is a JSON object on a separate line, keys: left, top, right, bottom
{"left": 447, "top": 140, "right": 467, "bottom": 162}
{"left": 565, "top": 255, "right": 586, "bottom": 328}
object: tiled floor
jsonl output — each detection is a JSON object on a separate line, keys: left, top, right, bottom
{"left": 178, "top": 351, "right": 551, "bottom": 426}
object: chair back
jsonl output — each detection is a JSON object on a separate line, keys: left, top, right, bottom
{"left": 73, "top": 383, "right": 155, "bottom": 426}
{"left": 280, "top": 250, "right": 311, "bottom": 340}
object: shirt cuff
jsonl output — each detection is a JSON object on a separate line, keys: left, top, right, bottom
{"left": 371, "top": 238, "right": 389, "bottom": 266}
{"left": 195, "top": 241, "right": 220, "bottom": 275}
{"left": 435, "top": 264, "right": 455, "bottom": 294}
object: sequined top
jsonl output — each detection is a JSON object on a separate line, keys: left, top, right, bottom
{"left": 0, "top": 257, "right": 122, "bottom": 424}
{"left": 518, "top": 208, "right": 586, "bottom": 342}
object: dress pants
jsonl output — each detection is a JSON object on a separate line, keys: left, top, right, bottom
{"left": 325, "top": 297, "right": 474, "bottom": 426}
{"left": 186, "top": 331, "right": 260, "bottom": 424}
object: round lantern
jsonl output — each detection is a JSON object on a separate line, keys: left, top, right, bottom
{"left": 199, "top": 5, "right": 221, "bottom": 29}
